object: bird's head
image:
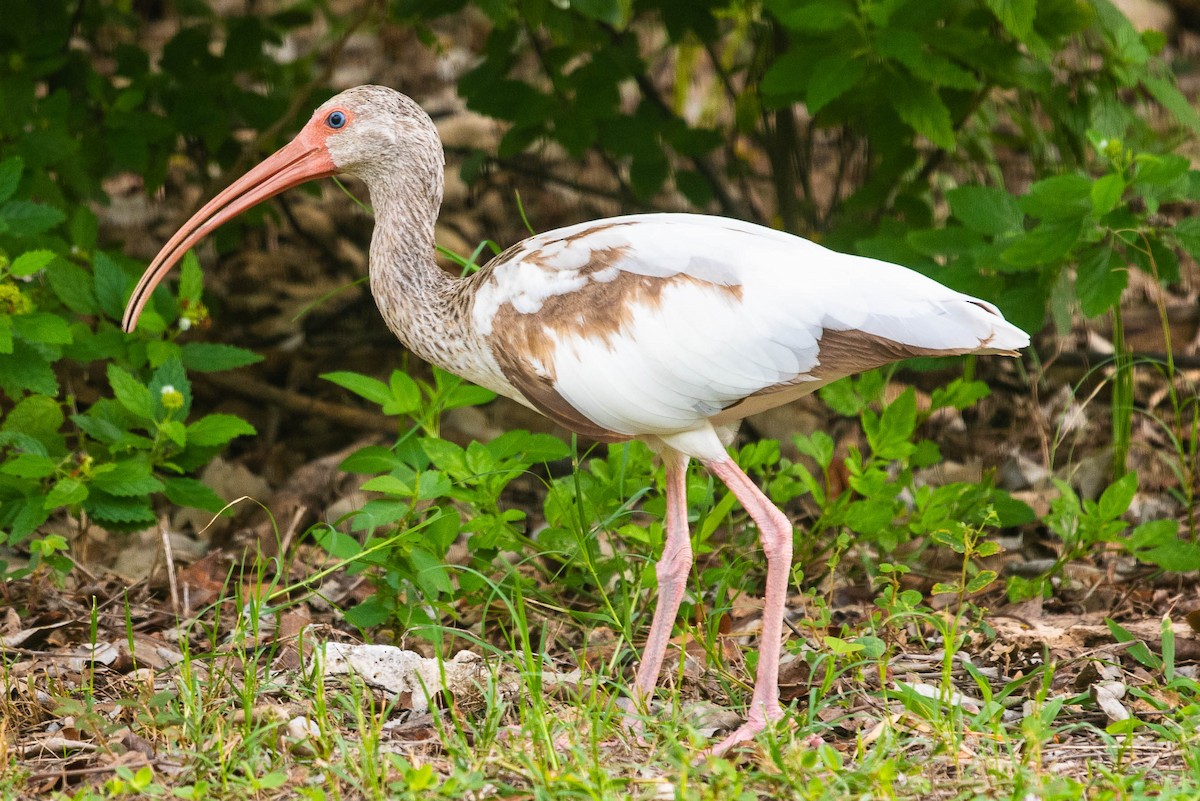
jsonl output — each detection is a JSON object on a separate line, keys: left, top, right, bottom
{"left": 121, "top": 85, "right": 442, "bottom": 333}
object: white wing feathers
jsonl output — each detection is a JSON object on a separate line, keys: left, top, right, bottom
{"left": 475, "top": 213, "right": 1028, "bottom": 438}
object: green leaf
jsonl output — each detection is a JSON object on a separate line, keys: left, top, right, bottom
{"left": 92, "top": 252, "right": 130, "bottom": 320}
{"left": 45, "top": 477, "right": 88, "bottom": 508}
{"left": 85, "top": 494, "right": 157, "bottom": 526}
{"left": 9, "top": 250, "right": 55, "bottom": 277}
{"left": 107, "top": 365, "right": 155, "bottom": 420}
{"left": 985, "top": 0, "right": 1036, "bottom": 40}
{"left": 568, "top": 0, "right": 621, "bottom": 25}
{"left": 769, "top": 0, "right": 852, "bottom": 32}
{"left": 0, "top": 316, "right": 12, "bottom": 354}
{"left": 13, "top": 313, "right": 72, "bottom": 346}
{"left": 90, "top": 460, "right": 165, "bottom": 497}
{"left": 163, "top": 476, "right": 229, "bottom": 513}
{"left": 0, "top": 156, "right": 22, "bottom": 204}
{"left": 3, "top": 394, "right": 64, "bottom": 445}
{"left": 186, "top": 415, "right": 256, "bottom": 447}
{"left": 361, "top": 474, "right": 414, "bottom": 496}
{"left": 179, "top": 251, "right": 204, "bottom": 304}
{"left": 1172, "top": 218, "right": 1200, "bottom": 263}
{"left": 1090, "top": 174, "right": 1125, "bottom": 215}
{"left": 0, "top": 454, "right": 57, "bottom": 479}
{"left": 1075, "top": 247, "right": 1126, "bottom": 317}
{"left": 410, "top": 546, "right": 453, "bottom": 596}
{"left": 322, "top": 371, "right": 391, "bottom": 406}
{"left": 1000, "top": 219, "right": 1082, "bottom": 269}
{"left": 807, "top": 54, "right": 866, "bottom": 114}
{"left": 339, "top": 445, "right": 404, "bottom": 474}
{"left": 46, "top": 259, "right": 100, "bottom": 315}
{"left": 1020, "top": 174, "right": 1093, "bottom": 220}
{"left": 1105, "top": 618, "right": 1161, "bottom": 671}
{"left": 0, "top": 201, "right": 65, "bottom": 236}
{"left": 965, "top": 570, "right": 998, "bottom": 593}
{"left": 385, "top": 370, "right": 422, "bottom": 415}
{"left": 892, "top": 82, "right": 956, "bottom": 150}
{"left": 1097, "top": 472, "right": 1137, "bottom": 520}
{"left": 1143, "top": 75, "right": 1200, "bottom": 132}
{"left": 179, "top": 342, "right": 263, "bottom": 372}
{"left": 0, "top": 340, "right": 59, "bottom": 396}
{"left": 946, "top": 186, "right": 1024, "bottom": 236}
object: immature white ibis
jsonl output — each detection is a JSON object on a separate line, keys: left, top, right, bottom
{"left": 122, "top": 85, "right": 1029, "bottom": 755}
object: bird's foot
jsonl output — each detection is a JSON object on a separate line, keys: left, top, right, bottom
{"left": 703, "top": 703, "right": 786, "bottom": 757}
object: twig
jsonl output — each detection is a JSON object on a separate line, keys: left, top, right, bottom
{"left": 160, "top": 516, "right": 181, "bottom": 619}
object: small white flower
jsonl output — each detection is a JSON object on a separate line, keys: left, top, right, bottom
{"left": 160, "top": 385, "right": 176, "bottom": 396}
{"left": 178, "top": 318, "right": 193, "bottom": 331}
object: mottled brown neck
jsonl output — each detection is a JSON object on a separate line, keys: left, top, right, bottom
{"left": 363, "top": 163, "right": 486, "bottom": 382}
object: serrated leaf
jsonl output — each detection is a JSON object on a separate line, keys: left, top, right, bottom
{"left": 107, "top": 365, "right": 155, "bottom": 420}
{"left": 1020, "top": 174, "right": 1093, "bottom": 220}
{"left": 1143, "top": 75, "right": 1200, "bottom": 132}
{"left": 1000, "top": 219, "right": 1082, "bottom": 269}
{"left": 4, "top": 394, "right": 64, "bottom": 445}
{"left": 1091, "top": 174, "right": 1125, "bottom": 215}
{"left": 0, "top": 156, "right": 22, "bottom": 204}
{"left": 946, "top": 185, "right": 1023, "bottom": 235}
{"left": 0, "top": 454, "right": 57, "bottom": 479}
{"left": 892, "top": 83, "right": 956, "bottom": 150}
{"left": 0, "top": 201, "right": 65, "bottom": 236}
{"left": 361, "top": 474, "right": 415, "bottom": 496}
{"left": 0, "top": 340, "right": 59, "bottom": 396}
{"left": 46, "top": 259, "right": 100, "bottom": 315}
{"left": 1076, "top": 247, "right": 1127, "bottom": 317}
{"left": 90, "top": 460, "right": 165, "bottom": 496}
{"left": 385, "top": 370, "right": 422, "bottom": 415}
{"left": 186, "top": 414, "right": 256, "bottom": 447}
{"left": 985, "top": 0, "right": 1036, "bottom": 40}
{"left": 45, "top": 477, "right": 88, "bottom": 508}
{"left": 163, "top": 476, "right": 229, "bottom": 513}
{"left": 179, "top": 250, "right": 204, "bottom": 304}
{"left": 9, "top": 250, "right": 55, "bottom": 277}
{"left": 322, "top": 371, "right": 391, "bottom": 406}
{"left": 807, "top": 54, "right": 866, "bottom": 114}
{"left": 92, "top": 252, "right": 130, "bottom": 320}
{"left": 769, "top": 0, "right": 852, "bottom": 32}
{"left": 84, "top": 494, "right": 158, "bottom": 525}
{"left": 179, "top": 342, "right": 263, "bottom": 372}
{"left": 339, "top": 445, "right": 404, "bottom": 474}
{"left": 13, "top": 313, "right": 72, "bottom": 346}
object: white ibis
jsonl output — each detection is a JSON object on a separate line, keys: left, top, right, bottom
{"left": 122, "top": 85, "right": 1029, "bottom": 755}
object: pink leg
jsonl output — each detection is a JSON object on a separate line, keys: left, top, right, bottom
{"left": 631, "top": 450, "right": 693, "bottom": 705}
{"left": 704, "top": 456, "right": 793, "bottom": 755}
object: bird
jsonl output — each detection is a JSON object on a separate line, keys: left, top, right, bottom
{"left": 122, "top": 85, "right": 1030, "bottom": 755}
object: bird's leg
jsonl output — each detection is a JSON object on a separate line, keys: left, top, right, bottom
{"left": 630, "top": 450, "right": 693, "bottom": 707}
{"left": 703, "top": 456, "right": 793, "bottom": 755}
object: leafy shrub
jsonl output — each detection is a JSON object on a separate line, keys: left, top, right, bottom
{"left": 0, "top": 156, "right": 258, "bottom": 579}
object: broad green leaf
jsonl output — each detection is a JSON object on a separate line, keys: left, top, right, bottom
{"left": 13, "top": 313, "right": 72, "bottom": 346}
{"left": 0, "top": 453, "right": 57, "bottom": 479}
{"left": 985, "top": 0, "right": 1035, "bottom": 40}
{"left": 107, "top": 365, "right": 155, "bottom": 420}
{"left": 1098, "top": 472, "right": 1137, "bottom": 520}
{"left": 569, "top": 0, "right": 622, "bottom": 25}
{"left": 46, "top": 259, "right": 100, "bottom": 315}
{"left": 185, "top": 414, "right": 256, "bottom": 447}
{"left": 1143, "top": 75, "right": 1200, "bottom": 132}
{"left": 90, "top": 460, "right": 164, "bottom": 496}
{"left": 0, "top": 156, "right": 22, "bottom": 204}
{"left": 85, "top": 494, "right": 157, "bottom": 526}
{"left": 947, "top": 185, "right": 1024, "bottom": 235}
{"left": 3, "top": 394, "right": 64, "bottom": 445}
{"left": 45, "top": 477, "right": 88, "bottom": 508}
{"left": 163, "top": 476, "right": 229, "bottom": 513}
{"left": 361, "top": 474, "right": 414, "bottom": 496}
{"left": 180, "top": 342, "right": 263, "bottom": 372}
{"left": 9, "top": 250, "right": 55, "bottom": 277}
{"left": 892, "top": 83, "right": 956, "bottom": 150}
{"left": 0, "top": 316, "right": 11, "bottom": 354}
{"left": 0, "top": 341, "right": 59, "bottom": 396}
{"left": 385, "top": 370, "right": 422, "bottom": 415}
{"left": 0, "top": 201, "right": 65, "bottom": 236}
{"left": 1020, "top": 173, "right": 1093, "bottom": 220}
{"left": 1000, "top": 219, "right": 1082, "bottom": 269}
{"left": 410, "top": 546, "right": 453, "bottom": 596}
{"left": 92, "top": 252, "right": 130, "bottom": 320}
{"left": 179, "top": 251, "right": 204, "bottom": 304}
{"left": 966, "top": 570, "right": 998, "bottom": 593}
{"left": 1075, "top": 247, "right": 1126, "bottom": 317}
{"left": 339, "top": 445, "right": 404, "bottom": 474}
{"left": 769, "top": 0, "right": 852, "bottom": 33}
{"left": 1090, "top": 174, "right": 1125, "bottom": 215}
{"left": 1172, "top": 218, "right": 1200, "bottom": 262}
{"left": 807, "top": 54, "right": 866, "bottom": 114}
{"left": 322, "top": 371, "right": 391, "bottom": 406}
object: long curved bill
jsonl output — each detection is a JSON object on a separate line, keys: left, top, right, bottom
{"left": 122, "top": 126, "right": 336, "bottom": 333}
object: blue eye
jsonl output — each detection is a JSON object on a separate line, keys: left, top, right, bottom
{"left": 326, "top": 110, "right": 346, "bottom": 129}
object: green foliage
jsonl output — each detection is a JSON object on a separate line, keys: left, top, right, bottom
{"left": 0, "top": 156, "right": 258, "bottom": 579}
